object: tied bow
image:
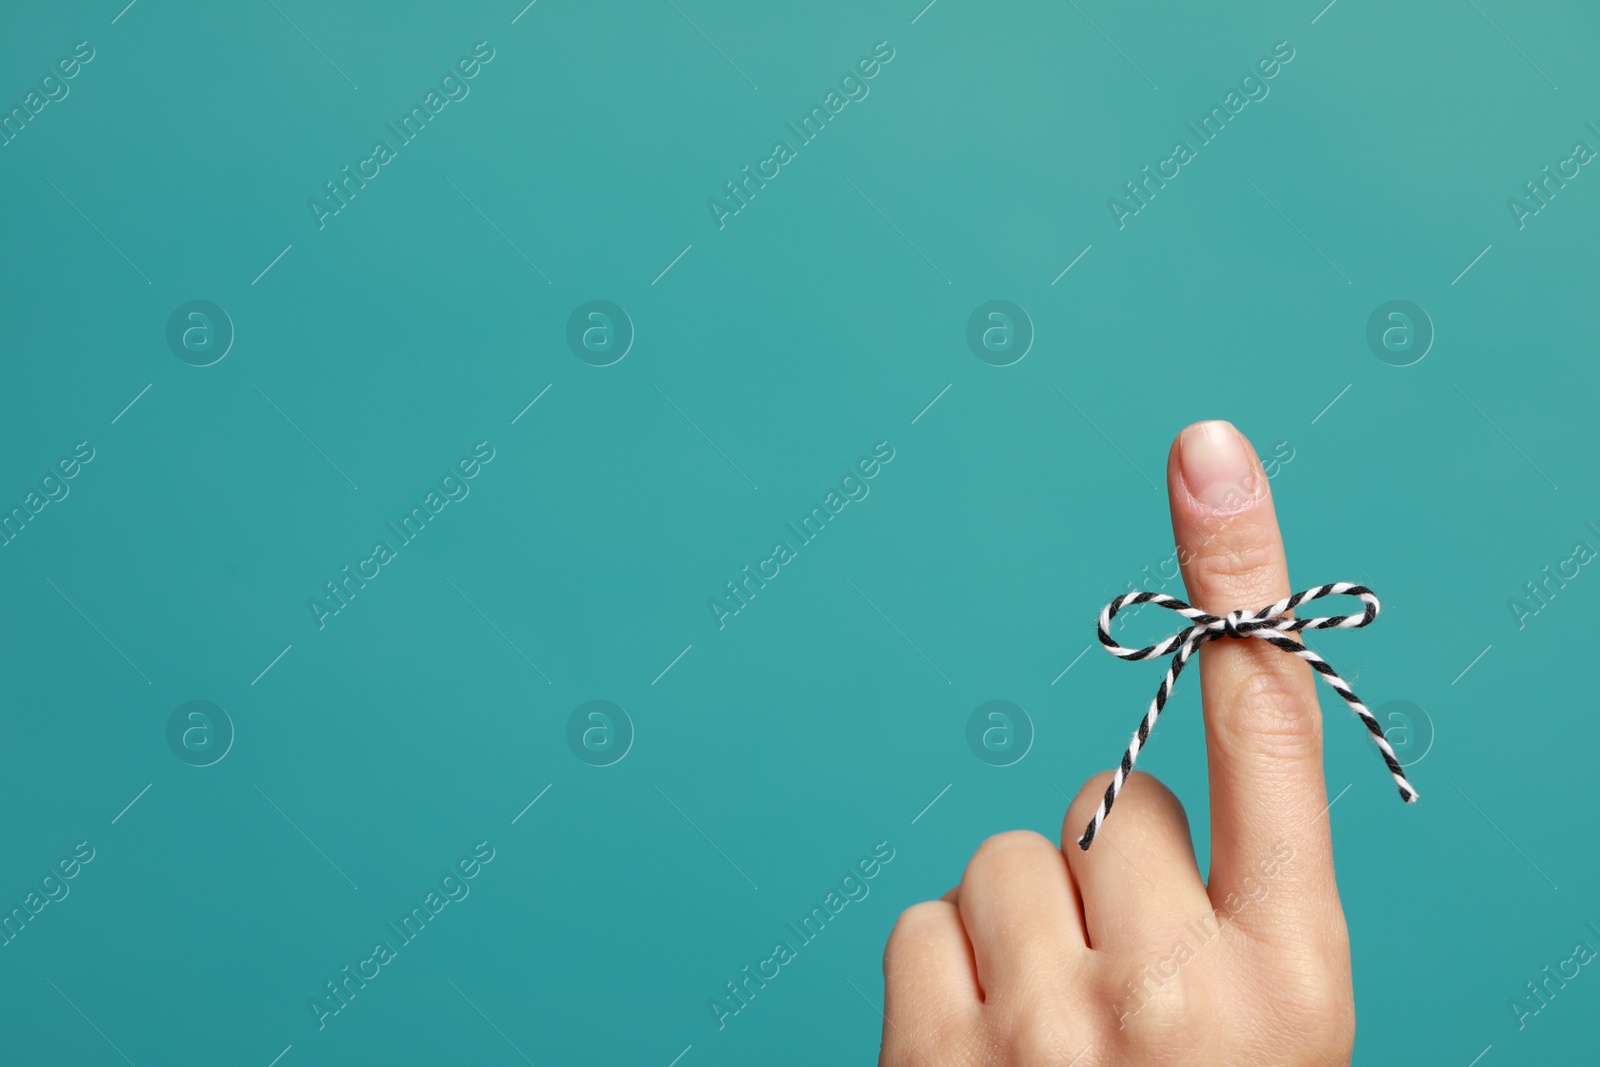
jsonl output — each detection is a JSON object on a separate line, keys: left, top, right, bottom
{"left": 1078, "top": 582, "right": 1418, "bottom": 850}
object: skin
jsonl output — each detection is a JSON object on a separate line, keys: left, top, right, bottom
{"left": 879, "top": 421, "right": 1357, "bottom": 1066}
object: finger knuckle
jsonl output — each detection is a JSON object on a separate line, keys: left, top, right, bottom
{"left": 1184, "top": 527, "right": 1283, "bottom": 607}
{"left": 1065, "top": 771, "right": 1182, "bottom": 840}
{"left": 884, "top": 901, "right": 952, "bottom": 965}
{"left": 1222, "top": 665, "right": 1321, "bottom": 749}
{"left": 1108, "top": 962, "right": 1206, "bottom": 1060}
{"left": 966, "top": 829, "right": 1056, "bottom": 880}
{"left": 996, "top": 999, "right": 1079, "bottom": 1064}
{"left": 1262, "top": 966, "right": 1355, "bottom": 1052}
{"left": 882, "top": 999, "right": 964, "bottom": 1067}
{"left": 1068, "top": 770, "right": 1118, "bottom": 821}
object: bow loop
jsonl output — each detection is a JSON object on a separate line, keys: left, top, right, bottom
{"left": 1078, "top": 581, "right": 1417, "bottom": 850}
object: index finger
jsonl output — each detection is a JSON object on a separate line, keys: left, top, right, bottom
{"left": 1166, "top": 421, "right": 1339, "bottom": 939}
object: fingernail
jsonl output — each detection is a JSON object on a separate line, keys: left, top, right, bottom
{"left": 1179, "top": 421, "right": 1257, "bottom": 512}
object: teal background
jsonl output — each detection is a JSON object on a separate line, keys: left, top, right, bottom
{"left": 2, "top": 0, "right": 1597, "bottom": 1063}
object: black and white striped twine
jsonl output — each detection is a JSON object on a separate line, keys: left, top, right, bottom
{"left": 1078, "top": 582, "right": 1418, "bottom": 850}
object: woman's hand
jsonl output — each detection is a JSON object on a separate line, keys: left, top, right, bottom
{"left": 880, "top": 421, "right": 1356, "bottom": 1066}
